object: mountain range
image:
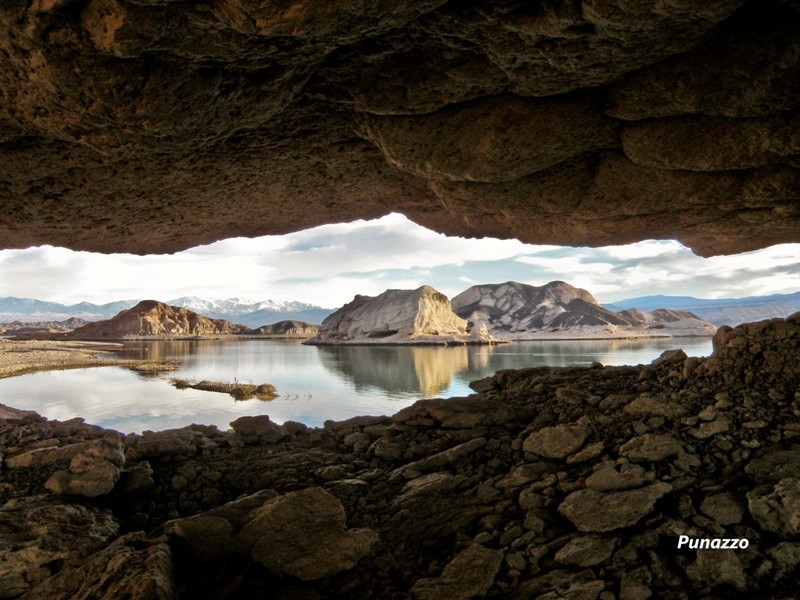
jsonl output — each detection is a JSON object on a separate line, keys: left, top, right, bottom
{"left": 0, "top": 296, "right": 334, "bottom": 328}
{"left": 450, "top": 281, "right": 716, "bottom": 339}
{"left": 604, "top": 291, "right": 800, "bottom": 326}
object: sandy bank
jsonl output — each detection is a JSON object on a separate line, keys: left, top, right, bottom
{"left": 0, "top": 339, "right": 177, "bottom": 379}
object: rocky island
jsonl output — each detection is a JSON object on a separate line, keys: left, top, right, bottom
{"left": 307, "top": 285, "right": 498, "bottom": 345}
{"left": 452, "top": 281, "right": 716, "bottom": 340}
{"left": 64, "top": 300, "right": 318, "bottom": 340}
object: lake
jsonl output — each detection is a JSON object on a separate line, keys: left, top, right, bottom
{"left": 0, "top": 337, "right": 712, "bottom": 433}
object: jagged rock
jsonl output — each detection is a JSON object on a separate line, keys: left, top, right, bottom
{"left": 747, "top": 478, "right": 800, "bottom": 537}
{"left": 0, "top": 495, "right": 119, "bottom": 598}
{"left": 623, "top": 396, "right": 688, "bottom": 418}
{"left": 229, "top": 415, "right": 287, "bottom": 443}
{"left": 240, "top": 487, "right": 379, "bottom": 580}
{"left": 554, "top": 535, "right": 617, "bottom": 567}
{"left": 767, "top": 542, "right": 800, "bottom": 579}
{"left": 409, "top": 544, "right": 503, "bottom": 600}
{"left": 688, "top": 417, "right": 730, "bottom": 439}
{"left": 745, "top": 447, "right": 800, "bottom": 483}
{"left": 45, "top": 434, "right": 124, "bottom": 497}
{"left": 70, "top": 300, "right": 248, "bottom": 338}
{"left": 391, "top": 437, "right": 486, "bottom": 480}
{"left": 5, "top": 439, "right": 103, "bottom": 469}
{"left": 451, "top": 281, "right": 715, "bottom": 339}
{"left": 586, "top": 462, "right": 649, "bottom": 492}
{"left": 393, "top": 397, "right": 514, "bottom": 428}
{"left": 619, "top": 434, "right": 683, "bottom": 462}
{"left": 308, "top": 286, "right": 478, "bottom": 344}
{"left": 685, "top": 550, "right": 746, "bottom": 591}
{"left": 523, "top": 421, "right": 590, "bottom": 460}
{"left": 124, "top": 428, "right": 201, "bottom": 462}
{"left": 20, "top": 532, "right": 174, "bottom": 600}
{"left": 559, "top": 482, "right": 673, "bottom": 532}
{"left": 171, "top": 487, "right": 378, "bottom": 581}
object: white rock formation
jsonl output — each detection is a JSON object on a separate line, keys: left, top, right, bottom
{"left": 308, "top": 286, "right": 486, "bottom": 345}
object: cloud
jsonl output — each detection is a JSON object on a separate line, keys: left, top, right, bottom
{"left": 0, "top": 214, "right": 799, "bottom": 308}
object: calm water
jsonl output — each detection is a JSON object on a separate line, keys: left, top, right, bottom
{"left": 0, "top": 338, "right": 712, "bottom": 433}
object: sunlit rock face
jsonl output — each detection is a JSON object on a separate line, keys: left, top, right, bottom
{"left": 1, "top": 0, "right": 798, "bottom": 256}
{"left": 309, "top": 286, "right": 470, "bottom": 343}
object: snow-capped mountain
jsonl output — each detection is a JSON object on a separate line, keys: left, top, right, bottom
{"left": 166, "top": 297, "right": 333, "bottom": 328}
{"left": 0, "top": 296, "right": 334, "bottom": 328}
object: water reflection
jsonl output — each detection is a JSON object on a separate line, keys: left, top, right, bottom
{"left": 316, "top": 346, "right": 471, "bottom": 398}
{"left": 0, "top": 337, "right": 713, "bottom": 433}
{"left": 313, "top": 337, "right": 713, "bottom": 399}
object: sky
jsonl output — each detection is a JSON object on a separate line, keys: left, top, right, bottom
{"left": 1, "top": 213, "right": 800, "bottom": 308}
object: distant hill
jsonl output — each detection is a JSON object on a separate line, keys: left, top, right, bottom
{"left": 70, "top": 300, "right": 249, "bottom": 339}
{"left": 0, "top": 296, "right": 334, "bottom": 327}
{"left": 605, "top": 291, "right": 800, "bottom": 326}
{"left": 251, "top": 320, "right": 319, "bottom": 338}
{"left": 451, "top": 281, "right": 716, "bottom": 339}
{"left": 0, "top": 317, "right": 89, "bottom": 337}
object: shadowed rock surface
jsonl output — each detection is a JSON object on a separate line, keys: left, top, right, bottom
{"left": 3, "top": 312, "right": 800, "bottom": 598}
{"left": 1, "top": 1, "right": 799, "bottom": 256}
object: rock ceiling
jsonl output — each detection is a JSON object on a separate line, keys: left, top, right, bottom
{"left": 1, "top": 0, "right": 798, "bottom": 256}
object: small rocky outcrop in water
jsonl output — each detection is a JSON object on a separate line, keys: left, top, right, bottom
{"left": 451, "top": 280, "right": 716, "bottom": 339}
{"left": 251, "top": 320, "right": 319, "bottom": 338}
{"left": 69, "top": 300, "right": 249, "bottom": 338}
{"left": 3, "top": 313, "right": 800, "bottom": 598}
{"left": 308, "top": 285, "right": 485, "bottom": 344}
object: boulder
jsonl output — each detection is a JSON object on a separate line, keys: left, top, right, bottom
{"left": 748, "top": 478, "right": 800, "bottom": 537}
{"left": 240, "top": 487, "right": 379, "bottom": 580}
{"left": 170, "top": 487, "right": 378, "bottom": 581}
{"left": 229, "top": 415, "right": 287, "bottom": 443}
{"left": 45, "top": 434, "right": 125, "bottom": 498}
{"left": 410, "top": 544, "right": 503, "bottom": 600}
{"left": 523, "top": 422, "right": 590, "bottom": 460}
{"left": 559, "top": 483, "right": 672, "bottom": 532}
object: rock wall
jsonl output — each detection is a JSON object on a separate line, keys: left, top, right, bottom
{"left": 0, "top": 1, "right": 798, "bottom": 256}
{"left": 2, "top": 313, "right": 800, "bottom": 598}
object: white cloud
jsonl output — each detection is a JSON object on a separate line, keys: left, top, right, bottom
{"left": 0, "top": 214, "right": 799, "bottom": 308}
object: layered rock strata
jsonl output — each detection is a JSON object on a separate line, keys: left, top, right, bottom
{"left": 1, "top": 1, "right": 798, "bottom": 256}
{"left": 452, "top": 281, "right": 716, "bottom": 339}
{"left": 2, "top": 313, "right": 800, "bottom": 598}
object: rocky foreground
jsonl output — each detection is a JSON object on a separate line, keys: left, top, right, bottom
{"left": 2, "top": 314, "right": 800, "bottom": 599}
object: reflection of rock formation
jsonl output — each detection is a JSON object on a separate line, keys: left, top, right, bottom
{"left": 412, "top": 347, "right": 468, "bottom": 398}
{"left": 309, "top": 286, "right": 473, "bottom": 344}
{"left": 316, "top": 345, "right": 469, "bottom": 398}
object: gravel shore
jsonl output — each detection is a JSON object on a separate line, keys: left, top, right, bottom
{"left": 0, "top": 338, "right": 174, "bottom": 379}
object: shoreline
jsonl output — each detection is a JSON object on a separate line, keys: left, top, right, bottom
{"left": 0, "top": 339, "right": 177, "bottom": 379}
